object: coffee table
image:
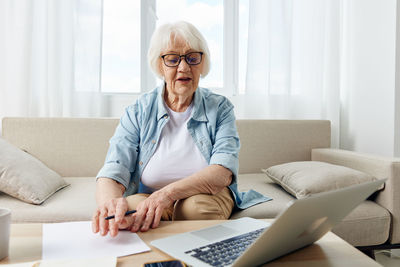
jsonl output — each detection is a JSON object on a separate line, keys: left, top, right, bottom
{"left": 1, "top": 220, "right": 381, "bottom": 266}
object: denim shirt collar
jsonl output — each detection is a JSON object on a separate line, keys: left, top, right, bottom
{"left": 156, "top": 85, "right": 168, "bottom": 121}
{"left": 156, "top": 83, "right": 208, "bottom": 122}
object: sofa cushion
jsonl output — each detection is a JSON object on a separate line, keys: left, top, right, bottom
{"left": 231, "top": 173, "right": 295, "bottom": 219}
{"left": 0, "top": 138, "right": 69, "bottom": 204}
{"left": 262, "top": 161, "right": 380, "bottom": 199}
{"left": 332, "top": 200, "right": 391, "bottom": 246}
{"left": 0, "top": 177, "right": 96, "bottom": 223}
{"left": 233, "top": 173, "right": 390, "bottom": 246}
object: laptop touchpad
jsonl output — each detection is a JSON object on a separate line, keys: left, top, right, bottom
{"left": 190, "top": 225, "right": 238, "bottom": 241}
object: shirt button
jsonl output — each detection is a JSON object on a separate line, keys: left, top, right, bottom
{"left": 139, "top": 161, "right": 143, "bottom": 166}
{"left": 151, "top": 140, "right": 156, "bottom": 144}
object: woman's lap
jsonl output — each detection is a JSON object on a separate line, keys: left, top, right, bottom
{"left": 125, "top": 187, "right": 234, "bottom": 221}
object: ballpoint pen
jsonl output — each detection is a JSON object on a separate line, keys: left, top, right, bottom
{"left": 105, "top": 210, "right": 136, "bottom": 220}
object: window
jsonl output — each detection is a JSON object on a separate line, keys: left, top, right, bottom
{"left": 101, "top": 0, "right": 141, "bottom": 93}
{"left": 157, "top": 0, "right": 223, "bottom": 89}
{"left": 99, "top": 0, "right": 245, "bottom": 94}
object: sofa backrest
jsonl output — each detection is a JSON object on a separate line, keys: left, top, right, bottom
{"left": 2, "top": 117, "right": 119, "bottom": 177}
{"left": 237, "top": 120, "right": 330, "bottom": 173}
{"left": 2, "top": 118, "right": 330, "bottom": 176}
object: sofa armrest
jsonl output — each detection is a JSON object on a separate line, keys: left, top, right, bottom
{"left": 311, "top": 148, "right": 400, "bottom": 244}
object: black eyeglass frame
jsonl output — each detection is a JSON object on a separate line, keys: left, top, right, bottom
{"left": 161, "top": 52, "right": 204, "bottom": 67}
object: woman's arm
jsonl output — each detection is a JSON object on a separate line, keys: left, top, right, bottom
{"left": 92, "top": 103, "right": 142, "bottom": 237}
{"left": 163, "top": 164, "right": 232, "bottom": 199}
{"left": 130, "top": 164, "right": 232, "bottom": 232}
{"left": 95, "top": 177, "right": 125, "bottom": 205}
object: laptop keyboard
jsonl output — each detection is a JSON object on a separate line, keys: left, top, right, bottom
{"left": 184, "top": 227, "right": 266, "bottom": 267}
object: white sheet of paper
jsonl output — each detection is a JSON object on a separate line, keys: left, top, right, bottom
{"left": 2, "top": 257, "right": 117, "bottom": 267}
{"left": 42, "top": 221, "right": 150, "bottom": 260}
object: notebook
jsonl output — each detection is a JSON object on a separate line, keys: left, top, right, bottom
{"left": 151, "top": 179, "right": 385, "bottom": 267}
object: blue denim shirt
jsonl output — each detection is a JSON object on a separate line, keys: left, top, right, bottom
{"left": 97, "top": 85, "right": 271, "bottom": 209}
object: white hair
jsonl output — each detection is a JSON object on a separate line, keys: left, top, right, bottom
{"left": 147, "top": 21, "right": 211, "bottom": 79}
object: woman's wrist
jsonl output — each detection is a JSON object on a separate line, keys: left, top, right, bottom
{"left": 157, "top": 186, "right": 176, "bottom": 204}
{"left": 96, "top": 178, "right": 125, "bottom": 206}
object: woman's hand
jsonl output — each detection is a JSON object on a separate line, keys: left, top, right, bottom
{"left": 92, "top": 197, "right": 134, "bottom": 237}
{"left": 130, "top": 190, "right": 174, "bottom": 232}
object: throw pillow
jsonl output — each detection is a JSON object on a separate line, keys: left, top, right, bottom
{"left": 0, "top": 138, "right": 69, "bottom": 204}
{"left": 262, "top": 161, "right": 381, "bottom": 199}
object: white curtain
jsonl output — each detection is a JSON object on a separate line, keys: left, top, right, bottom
{"left": 0, "top": 0, "right": 105, "bottom": 133}
{"left": 244, "top": 0, "right": 341, "bottom": 147}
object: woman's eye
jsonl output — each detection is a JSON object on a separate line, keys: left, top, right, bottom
{"left": 168, "top": 58, "right": 178, "bottom": 64}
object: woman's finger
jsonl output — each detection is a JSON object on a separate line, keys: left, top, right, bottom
{"left": 91, "top": 209, "right": 100, "bottom": 233}
{"left": 140, "top": 207, "right": 155, "bottom": 232}
{"left": 152, "top": 206, "right": 163, "bottom": 229}
{"left": 114, "top": 198, "right": 128, "bottom": 224}
{"left": 131, "top": 206, "right": 147, "bottom": 232}
{"left": 108, "top": 213, "right": 119, "bottom": 238}
{"left": 99, "top": 207, "right": 109, "bottom": 236}
{"left": 106, "top": 201, "right": 120, "bottom": 237}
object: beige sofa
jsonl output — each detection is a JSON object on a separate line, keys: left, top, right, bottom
{"left": 1, "top": 117, "right": 399, "bottom": 254}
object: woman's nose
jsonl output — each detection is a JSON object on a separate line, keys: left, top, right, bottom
{"left": 177, "top": 58, "right": 190, "bottom": 71}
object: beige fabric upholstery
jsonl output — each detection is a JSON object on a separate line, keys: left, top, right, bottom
{"left": 0, "top": 117, "right": 395, "bottom": 247}
{"left": 263, "top": 161, "right": 380, "bottom": 199}
{"left": 230, "top": 174, "right": 295, "bottom": 219}
{"left": 236, "top": 120, "right": 331, "bottom": 174}
{"left": 231, "top": 173, "right": 390, "bottom": 246}
{"left": 332, "top": 200, "right": 391, "bottom": 246}
{"left": 1, "top": 117, "right": 119, "bottom": 177}
{"left": 0, "top": 138, "right": 68, "bottom": 204}
{"left": 0, "top": 177, "right": 96, "bottom": 223}
{"left": 312, "top": 148, "right": 400, "bottom": 244}
{"left": 2, "top": 118, "right": 330, "bottom": 177}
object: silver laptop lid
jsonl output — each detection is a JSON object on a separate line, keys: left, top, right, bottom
{"left": 233, "top": 179, "right": 386, "bottom": 267}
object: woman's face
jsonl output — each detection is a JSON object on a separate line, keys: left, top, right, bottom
{"left": 159, "top": 37, "right": 204, "bottom": 99}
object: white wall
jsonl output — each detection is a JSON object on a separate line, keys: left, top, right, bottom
{"left": 340, "top": 0, "right": 398, "bottom": 157}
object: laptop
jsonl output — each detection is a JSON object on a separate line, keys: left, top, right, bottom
{"left": 151, "top": 179, "right": 386, "bottom": 267}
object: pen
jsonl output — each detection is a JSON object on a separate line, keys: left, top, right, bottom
{"left": 105, "top": 210, "right": 136, "bottom": 220}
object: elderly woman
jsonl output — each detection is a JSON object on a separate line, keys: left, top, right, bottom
{"left": 92, "top": 21, "right": 268, "bottom": 237}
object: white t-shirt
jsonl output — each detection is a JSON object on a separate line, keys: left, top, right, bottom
{"left": 140, "top": 102, "right": 208, "bottom": 190}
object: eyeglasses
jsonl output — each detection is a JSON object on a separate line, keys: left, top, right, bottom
{"left": 161, "top": 52, "right": 203, "bottom": 67}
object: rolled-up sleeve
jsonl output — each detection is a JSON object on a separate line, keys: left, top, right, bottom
{"left": 96, "top": 104, "right": 141, "bottom": 189}
{"left": 209, "top": 99, "right": 240, "bottom": 183}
